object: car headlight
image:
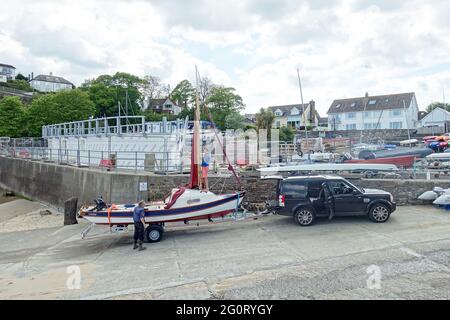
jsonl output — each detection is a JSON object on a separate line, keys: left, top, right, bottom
{"left": 390, "top": 193, "right": 394, "bottom": 202}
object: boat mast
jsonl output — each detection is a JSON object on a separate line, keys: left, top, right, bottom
{"left": 296, "top": 68, "right": 308, "bottom": 140}
{"left": 195, "top": 66, "right": 202, "bottom": 186}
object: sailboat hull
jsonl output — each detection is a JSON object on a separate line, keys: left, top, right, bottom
{"left": 79, "top": 191, "right": 245, "bottom": 225}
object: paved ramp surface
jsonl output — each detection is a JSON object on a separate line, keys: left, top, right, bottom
{"left": 0, "top": 206, "right": 449, "bottom": 299}
{"left": 0, "top": 199, "right": 46, "bottom": 223}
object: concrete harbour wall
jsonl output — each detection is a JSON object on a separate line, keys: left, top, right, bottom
{"left": 1, "top": 156, "right": 449, "bottom": 210}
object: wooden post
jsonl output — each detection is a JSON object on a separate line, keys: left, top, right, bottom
{"left": 64, "top": 197, "right": 78, "bottom": 225}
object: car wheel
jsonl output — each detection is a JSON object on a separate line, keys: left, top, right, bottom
{"left": 369, "top": 204, "right": 391, "bottom": 223}
{"left": 294, "top": 207, "right": 315, "bottom": 226}
{"left": 145, "top": 225, "right": 164, "bottom": 243}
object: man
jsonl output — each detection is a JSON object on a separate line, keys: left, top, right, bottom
{"left": 133, "top": 200, "right": 146, "bottom": 251}
{"left": 201, "top": 147, "right": 210, "bottom": 192}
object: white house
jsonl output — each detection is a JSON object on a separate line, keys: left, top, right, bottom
{"left": 327, "top": 92, "right": 419, "bottom": 131}
{"left": 420, "top": 107, "right": 450, "bottom": 132}
{"left": 147, "top": 98, "right": 181, "bottom": 116}
{"left": 269, "top": 101, "right": 319, "bottom": 129}
{"left": 0, "top": 63, "right": 16, "bottom": 82}
{"left": 30, "top": 73, "right": 74, "bottom": 92}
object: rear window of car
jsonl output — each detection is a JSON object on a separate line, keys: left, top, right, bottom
{"left": 281, "top": 181, "right": 308, "bottom": 197}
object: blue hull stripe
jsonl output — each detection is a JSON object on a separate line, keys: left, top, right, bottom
{"left": 86, "top": 192, "right": 244, "bottom": 218}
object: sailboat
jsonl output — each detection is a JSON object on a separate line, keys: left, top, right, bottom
{"left": 79, "top": 68, "right": 245, "bottom": 241}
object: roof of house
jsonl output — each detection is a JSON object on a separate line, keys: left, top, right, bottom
{"left": 420, "top": 107, "right": 450, "bottom": 123}
{"left": 148, "top": 98, "right": 178, "bottom": 107}
{"left": 32, "top": 74, "right": 73, "bottom": 85}
{"left": 327, "top": 92, "right": 415, "bottom": 114}
{"left": 268, "top": 104, "right": 309, "bottom": 116}
{"left": 0, "top": 63, "right": 16, "bottom": 69}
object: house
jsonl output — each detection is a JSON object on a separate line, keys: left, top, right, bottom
{"left": 29, "top": 73, "right": 74, "bottom": 92}
{"left": 420, "top": 107, "right": 450, "bottom": 132}
{"left": 327, "top": 92, "right": 419, "bottom": 131}
{"left": 268, "top": 100, "right": 319, "bottom": 129}
{"left": 0, "top": 63, "right": 16, "bottom": 82}
{"left": 147, "top": 98, "right": 181, "bottom": 116}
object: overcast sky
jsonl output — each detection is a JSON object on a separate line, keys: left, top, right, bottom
{"left": 1, "top": 0, "right": 449, "bottom": 115}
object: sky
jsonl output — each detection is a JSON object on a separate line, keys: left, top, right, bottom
{"left": 1, "top": 0, "right": 449, "bottom": 115}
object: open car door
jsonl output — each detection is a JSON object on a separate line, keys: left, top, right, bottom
{"left": 322, "top": 182, "right": 335, "bottom": 220}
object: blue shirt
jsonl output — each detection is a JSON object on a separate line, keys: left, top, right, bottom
{"left": 202, "top": 153, "right": 211, "bottom": 167}
{"left": 133, "top": 206, "right": 145, "bottom": 223}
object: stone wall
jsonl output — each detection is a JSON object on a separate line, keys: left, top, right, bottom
{"left": 1, "top": 156, "right": 449, "bottom": 210}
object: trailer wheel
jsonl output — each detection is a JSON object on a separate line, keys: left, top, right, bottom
{"left": 145, "top": 225, "right": 164, "bottom": 243}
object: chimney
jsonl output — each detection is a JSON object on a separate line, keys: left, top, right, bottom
{"left": 309, "top": 100, "right": 315, "bottom": 122}
{"left": 49, "top": 72, "right": 53, "bottom": 76}
{"left": 31, "top": 72, "right": 34, "bottom": 80}
{"left": 365, "top": 92, "right": 369, "bottom": 98}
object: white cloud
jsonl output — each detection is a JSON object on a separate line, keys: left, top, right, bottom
{"left": 1, "top": 0, "right": 449, "bottom": 115}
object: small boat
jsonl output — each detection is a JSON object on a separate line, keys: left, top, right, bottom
{"left": 79, "top": 67, "right": 245, "bottom": 233}
{"left": 399, "top": 139, "right": 418, "bottom": 146}
{"left": 344, "top": 155, "right": 416, "bottom": 168}
{"left": 258, "top": 163, "right": 398, "bottom": 173}
{"left": 426, "top": 153, "right": 450, "bottom": 161}
{"left": 358, "top": 147, "right": 432, "bottom": 160}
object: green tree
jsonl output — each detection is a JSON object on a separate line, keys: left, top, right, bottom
{"left": 225, "top": 112, "right": 245, "bottom": 130}
{"left": 0, "top": 96, "right": 26, "bottom": 137}
{"left": 171, "top": 80, "right": 195, "bottom": 109}
{"left": 142, "top": 109, "right": 175, "bottom": 122}
{"left": 15, "top": 73, "right": 29, "bottom": 81}
{"left": 426, "top": 102, "right": 450, "bottom": 113}
{"left": 256, "top": 108, "right": 275, "bottom": 130}
{"left": 81, "top": 72, "right": 145, "bottom": 117}
{"left": 279, "top": 126, "right": 295, "bottom": 142}
{"left": 4, "top": 79, "right": 33, "bottom": 91}
{"left": 25, "top": 89, "right": 95, "bottom": 137}
{"left": 206, "top": 86, "right": 244, "bottom": 129}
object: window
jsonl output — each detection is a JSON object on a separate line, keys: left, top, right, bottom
{"left": 275, "top": 110, "right": 283, "bottom": 117}
{"left": 275, "top": 121, "right": 280, "bottom": 128}
{"left": 390, "top": 122, "right": 403, "bottom": 129}
{"left": 281, "top": 181, "right": 308, "bottom": 197}
{"left": 347, "top": 112, "right": 356, "bottom": 119}
{"left": 390, "top": 109, "right": 402, "bottom": 117}
{"left": 351, "top": 102, "right": 356, "bottom": 107}
{"left": 368, "top": 100, "right": 377, "bottom": 105}
{"left": 335, "top": 104, "right": 341, "bottom": 109}
{"left": 346, "top": 124, "right": 356, "bottom": 130}
{"left": 364, "top": 111, "right": 371, "bottom": 118}
{"left": 308, "top": 181, "right": 325, "bottom": 198}
{"left": 327, "top": 180, "right": 356, "bottom": 195}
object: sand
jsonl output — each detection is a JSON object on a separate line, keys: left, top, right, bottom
{"left": 0, "top": 199, "right": 63, "bottom": 233}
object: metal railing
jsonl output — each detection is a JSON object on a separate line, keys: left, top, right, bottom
{"left": 1, "top": 147, "right": 191, "bottom": 173}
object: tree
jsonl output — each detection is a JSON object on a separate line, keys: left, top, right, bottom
{"left": 25, "top": 89, "right": 95, "bottom": 137}
{"left": 171, "top": 80, "right": 195, "bottom": 109}
{"left": 426, "top": 102, "right": 450, "bottom": 113}
{"left": 15, "top": 73, "right": 29, "bottom": 81}
{"left": 141, "top": 109, "right": 174, "bottom": 122}
{"left": 206, "top": 86, "right": 244, "bottom": 129}
{"left": 199, "top": 77, "right": 215, "bottom": 107}
{"left": 0, "top": 96, "right": 26, "bottom": 137}
{"left": 81, "top": 72, "right": 145, "bottom": 117}
{"left": 141, "top": 75, "right": 166, "bottom": 102}
{"left": 256, "top": 108, "right": 275, "bottom": 130}
{"left": 279, "top": 126, "right": 295, "bottom": 142}
{"left": 4, "top": 79, "right": 33, "bottom": 92}
{"left": 225, "top": 112, "right": 245, "bottom": 130}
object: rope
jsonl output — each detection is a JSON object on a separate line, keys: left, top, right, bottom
{"left": 202, "top": 105, "right": 242, "bottom": 189}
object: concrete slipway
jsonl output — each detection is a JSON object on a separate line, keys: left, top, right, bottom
{"left": 0, "top": 201, "right": 449, "bottom": 299}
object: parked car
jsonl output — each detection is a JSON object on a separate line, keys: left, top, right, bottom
{"left": 266, "top": 175, "right": 396, "bottom": 226}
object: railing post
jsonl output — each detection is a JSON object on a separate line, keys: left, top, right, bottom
{"left": 135, "top": 151, "right": 138, "bottom": 172}
{"left": 77, "top": 149, "right": 80, "bottom": 167}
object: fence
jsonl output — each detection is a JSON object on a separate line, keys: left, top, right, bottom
{"left": 1, "top": 147, "right": 190, "bottom": 173}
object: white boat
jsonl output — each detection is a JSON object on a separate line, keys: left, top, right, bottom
{"left": 418, "top": 191, "right": 438, "bottom": 201}
{"left": 257, "top": 163, "right": 398, "bottom": 173}
{"left": 433, "top": 194, "right": 450, "bottom": 205}
{"left": 79, "top": 67, "right": 245, "bottom": 235}
{"left": 79, "top": 189, "right": 244, "bottom": 225}
{"left": 426, "top": 153, "right": 450, "bottom": 161}
{"left": 400, "top": 139, "right": 418, "bottom": 146}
